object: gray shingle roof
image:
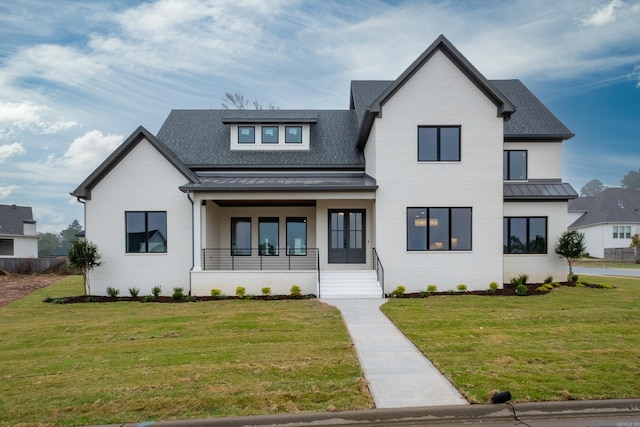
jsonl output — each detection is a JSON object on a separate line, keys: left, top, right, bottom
{"left": 504, "top": 182, "right": 577, "bottom": 200}
{"left": 0, "top": 204, "right": 34, "bottom": 236}
{"left": 569, "top": 188, "right": 640, "bottom": 228}
{"left": 179, "top": 173, "right": 377, "bottom": 192}
{"left": 156, "top": 109, "right": 363, "bottom": 169}
{"left": 491, "top": 80, "right": 574, "bottom": 140}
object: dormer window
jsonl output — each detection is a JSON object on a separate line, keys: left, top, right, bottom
{"left": 238, "top": 126, "right": 255, "bottom": 144}
{"left": 285, "top": 126, "right": 302, "bottom": 144}
{"left": 262, "top": 126, "right": 279, "bottom": 144}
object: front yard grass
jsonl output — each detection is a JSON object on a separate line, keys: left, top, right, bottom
{"left": 381, "top": 275, "right": 640, "bottom": 403}
{"left": 0, "top": 276, "right": 372, "bottom": 427}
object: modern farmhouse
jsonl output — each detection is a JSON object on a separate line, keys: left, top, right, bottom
{"left": 72, "top": 35, "right": 577, "bottom": 298}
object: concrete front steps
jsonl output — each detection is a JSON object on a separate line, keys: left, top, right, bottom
{"left": 319, "top": 270, "right": 383, "bottom": 299}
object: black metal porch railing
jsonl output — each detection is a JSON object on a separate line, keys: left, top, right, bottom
{"left": 373, "top": 247, "right": 385, "bottom": 297}
{"left": 202, "top": 248, "right": 319, "bottom": 271}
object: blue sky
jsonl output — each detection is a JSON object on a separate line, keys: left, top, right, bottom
{"left": 0, "top": 0, "right": 639, "bottom": 233}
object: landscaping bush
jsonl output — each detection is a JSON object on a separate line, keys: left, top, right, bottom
{"left": 128, "top": 287, "right": 140, "bottom": 297}
{"left": 151, "top": 286, "right": 162, "bottom": 297}
{"left": 488, "top": 282, "right": 499, "bottom": 293}
{"left": 142, "top": 295, "right": 154, "bottom": 303}
{"left": 106, "top": 287, "right": 119, "bottom": 297}
{"left": 544, "top": 275, "right": 554, "bottom": 284}
{"left": 457, "top": 284, "right": 467, "bottom": 292}
{"left": 390, "top": 285, "right": 405, "bottom": 298}
{"left": 515, "top": 284, "right": 528, "bottom": 296}
{"left": 261, "top": 287, "right": 271, "bottom": 296}
{"left": 290, "top": 285, "right": 302, "bottom": 298}
{"left": 172, "top": 287, "right": 184, "bottom": 300}
{"left": 536, "top": 286, "right": 550, "bottom": 294}
{"left": 510, "top": 273, "right": 528, "bottom": 286}
{"left": 427, "top": 284, "right": 437, "bottom": 294}
{"left": 210, "top": 288, "right": 222, "bottom": 298}
{"left": 235, "top": 286, "right": 246, "bottom": 298}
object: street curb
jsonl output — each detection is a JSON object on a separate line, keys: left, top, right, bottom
{"left": 113, "top": 399, "right": 640, "bottom": 427}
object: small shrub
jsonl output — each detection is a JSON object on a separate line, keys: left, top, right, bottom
{"left": 185, "top": 296, "right": 197, "bottom": 302}
{"left": 427, "top": 284, "right": 437, "bottom": 294}
{"left": 172, "top": 287, "right": 184, "bottom": 300}
{"left": 151, "top": 286, "right": 162, "bottom": 297}
{"left": 142, "top": 295, "right": 154, "bottom": 303}
{"left": 128, "top": 287, "right": 140, "bottom": 297}
{"left": 600, "top": 283, "right": 613, "bottom": 289}
{"left": 515, "top": 284, "right": 528, "bottom": 296}
{"left": 575, "top": 282, "right": 585, "bottom": 288}
{"left": 54, "top": 298, "right": 67, "bottom": 304}
{"left": 550, "top": 282, "right": 561, "bottom": 288}
{"left": 457, "top": 284, "right": 467, "bottom": 292}
{"left": 536, "top": 286, "right": 550, "bottom": 294}
{"left": 544, "top": 275, "right": 554, "bottom": 284}
{"left": 570, "top": 274, "right": 579, "bottom": 283}
{"left": 419, "top": 291, "right": 429, "bottom": 298}
{"left": 261, "top": 287, "right": 271, "bottom": 296}
{"left": 210, "top": 288, "right": 222, "bottom": 298}
{"left": 290, "top": 285, "right": 302, "bottom": 298}
{"left": 85, "top": 296, "right": 96, "bottom": 303}
{"left": 488, "top": 282, "right": 499, "bottom": 293}
{"left": 244, "top": 294, "right": 253, "bottom": 300}
{"left": 543, "top": 283, "right": 554, "bottom": 290}
{"left": 106, "top": 287, "right": 119, "bottom": 297}
{"left": 390, "top": 285, "right": 406, "bottom": 298}
{"left": 235, "top": 286, "right": 246, "bottom": 298}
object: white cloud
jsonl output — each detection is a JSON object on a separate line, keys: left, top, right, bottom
{"left": 0, "top": 142, "right": 26, "bottom": 163}
{"left": 581, "top": 0, "right": 623, "bottom": 27}
{"left": 0, "top": 185, "right": 18, "bottom": 199}
{"left": 0, "top": 101, "right": 77, "bottom": 140}
{"left": 62, "top": 130, "right": 122, "bottom": 170}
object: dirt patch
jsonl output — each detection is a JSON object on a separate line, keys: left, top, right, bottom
{"left": 0, "top": 273, "right": 67, "bottom": 307}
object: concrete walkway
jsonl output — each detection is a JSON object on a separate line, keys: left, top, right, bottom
{"left": 322, "top": 298, "right": 467, "bottom": 408}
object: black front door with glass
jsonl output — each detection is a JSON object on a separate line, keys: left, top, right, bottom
{"left": 328, "top": 209, "right": 366, "bottom": 263}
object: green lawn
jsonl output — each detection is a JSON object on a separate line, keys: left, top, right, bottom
{"left": 381, "top": 275, "right": 640, "bottom": 403}
{"left": 575, "top": 259, "right": 640, "bottom": 269}
{"left": 0, "top": 276, "right": 372, "bottom": 427}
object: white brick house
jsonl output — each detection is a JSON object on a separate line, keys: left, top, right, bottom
{"left": 72, "top": 35, "right": 576, "bottom": 297}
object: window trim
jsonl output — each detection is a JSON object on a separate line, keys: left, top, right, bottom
{"left": 406, "top": 207, "right": 472, "bottom": 251}
{"left": 503, "top": 216, "right": 548, "bottom": 254}
{"left": 504, "top": 150, "right": 528, "bottom": 181}
{"left": 125, "top": 211, "right": 168, "bottom": 254}
{"left": 417, "top": 126, "right": 461, "bottom": 162}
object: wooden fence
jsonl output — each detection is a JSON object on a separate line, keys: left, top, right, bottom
{"left": 0, "top": 257, "right": 67, "bottom": 274}
{"left": 604, "top": 248, "right": 639, "bottom": 262}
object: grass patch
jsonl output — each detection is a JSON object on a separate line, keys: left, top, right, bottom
{"left": 381, "top": 276, "right": 640, "bottom": 403}
{"left": 0, "top": 276, "right": 372, "bottom": 427}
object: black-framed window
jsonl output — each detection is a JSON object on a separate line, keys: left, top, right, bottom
{"left": 261, "top": 126, "right": 279, "bottom": 144}
{"left": 418, "top": 126, "right": 460, "bottom": 161}
{"left": 503, "top": 217, "right": 547, "bottom": 254}
{"left": 407, "top": 207, "right": 471, "bottom": 251}
{"left": 285, "top": 126, "right": 302, "bottom": 143}
{"left": 126, "top": 211, "right": 167, "bottom": 253}
{"left": 231, "top": 217, "right": 251, "bottom": 256}
{"left": 286, "top": 217, "right": 307, "bottom": 255}
{"left": 238, "top": 126, "right": 255, "bottom": 144}
{"left": 0, "top": 238, "right": 14, "bottom": 256}
{"left": 259, "top": 218, "right": 279, "bottom": 255}
{"left": 504, "top": 150, "right": 527, "bottom": 180}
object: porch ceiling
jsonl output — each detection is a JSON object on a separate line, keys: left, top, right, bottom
{"left": 212, "top": 200, "right": 316, "bottom": 207}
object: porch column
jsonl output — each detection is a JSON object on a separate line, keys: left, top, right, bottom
{"left": 192, "top": 193, "right": 203, "bottom": 271}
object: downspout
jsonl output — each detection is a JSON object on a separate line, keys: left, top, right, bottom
{"left": 186, "top": 191, "right": 194, "bottom": 297}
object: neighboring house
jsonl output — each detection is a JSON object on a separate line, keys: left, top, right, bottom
{"left": 72, "top": 35, "right": 576, "bottom": 297}
{"left": 0, "top": 204, "right": 38, "bottom": 258}
{"left": 568, "top": 188, "right": 640, "bottom": 259}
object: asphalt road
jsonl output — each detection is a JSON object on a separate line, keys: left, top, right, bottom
{"left": 574, "top": 266, "right": 640, "bottom": 277}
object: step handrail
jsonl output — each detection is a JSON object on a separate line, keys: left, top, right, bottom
{"left": 373, "top": 248, "right": 385, "bottom": 297}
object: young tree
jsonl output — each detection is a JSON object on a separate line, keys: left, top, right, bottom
{"left": 68, "top": 240, "right": 102, "bottom": 295}
{"left": 579, "top": 179, "right": 605, "bottom": 197}
{"left": 221, "top": 91, "right": 277, "bottom": 110}
{"left": 554, "top": 230, "right": 588, "bottom": 281}
{"left": 630, "top": 233, "right": 640, "bottom": 263}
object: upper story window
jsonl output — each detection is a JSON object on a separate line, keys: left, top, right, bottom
{"left": 418, "top": 126, "right": 460, "bottom": 162}
{"left": 126, "top": 211, "right": 167, "bottom": 253}
{"left": 238, "top": 126, "right": 255, "bottom": 144}
{"left": 504, "top": 150, "right": 527, "bottom": 180}
{"left": 261, "top": 126, "right": 279, "bottom": 144}
{"left": 285, "top": 126, "right": 302, "bottom": 144}
{"left": 230, "top": 124, "right": 310, "bottom": 151}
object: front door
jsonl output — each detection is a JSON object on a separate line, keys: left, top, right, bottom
{"left": 328, "top": 209, "right": 366, "bottom": 263}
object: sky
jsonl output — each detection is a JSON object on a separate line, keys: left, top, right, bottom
{"left": 0, "top": 0, "right": 639, "bottom": 234}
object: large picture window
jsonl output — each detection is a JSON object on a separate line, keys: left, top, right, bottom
{"left": 231, "top": 218, "right": 251, "bottom": 256}
{"left": 418, "top": 126, "right": 460, "bottom": 161}
{"left": 286, "top": 217, "right": 307, "bottom": 255}
{"left": 0, "top": 238, "right": 14, "bottom": 256}
{"left": 259, "top": 218, "right": 279, "bottom": 255}
{"left": 407, "top": 207, "right": 471, "bottom": 251}
{"left": 504, "top": 150, "right": 527, "bottom": 180}
{"left": 503, "top": 217, "right": 547, "bottom": 254}
{"left": 126, "top": 211, "right": 167, "bottom": 253}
